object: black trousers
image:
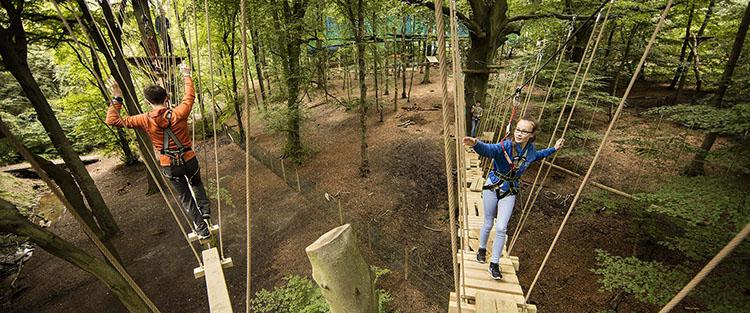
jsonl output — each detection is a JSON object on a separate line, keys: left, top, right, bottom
{"left": 161, "top": 157, "right": 211, "bottom": 232}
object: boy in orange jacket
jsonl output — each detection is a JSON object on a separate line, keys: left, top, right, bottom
{"left": 106, "top": 64, "right": 211, "bottom": 239}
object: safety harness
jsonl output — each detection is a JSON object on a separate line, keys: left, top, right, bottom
{"left": 160, "top": 110, "right": 191, "bottom": 166}
{"left": 482, "top": 140, "right": 529, "bottom": 199}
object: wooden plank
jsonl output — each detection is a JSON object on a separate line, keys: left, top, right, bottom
{"left": 199, "top": 248, "right": 233, "bottom": 313}
{"left": 460, "top": 273, "right": 524, "bottom": 296}
{"left": 475, "top": 290, "right": 499, "bottom": 312}
{"left": 460, "top": 286, "right": 526, "bottom": 304}
{"left": 194, "top": 256, "right": 234, "bottom": 279}
{"left": 476, "top": 291, "right": 519, "bottom": 312}
{"left": 187, "top": 224, "right": 220, "bottom": 243}
{"left": 448, "top": 292, "right": 477, "bottom": 313}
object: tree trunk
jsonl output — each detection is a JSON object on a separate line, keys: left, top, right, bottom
{"left": 384, "top": 38, "right": 390, "bottom": 96}
{"left": 131, "top": 0, "right": 161, "bottom": 74}
{"left": 88, "top": 46, "right": 138, "bottom": 165}
{"left": 272, "top": 1, "right": 307, "bottom": 162}
{"left": 0, "top": 9, "right": 120, "bottom": 238}
{"left": 0, "top": 117, "right": 121, "bottom": 263}
{"left": 421, "top": 31, "right": 431, "bottom": 84}
{"left": 670, "top": 0, "right": 695, "bottom": 89}
{"left": 305, "top": 224, "right": 377, "bottom": 313}
{"left": 684, "top": 1, "right": 750, "bottom": 176}
{"left": 249, "top": 26, "right": 267, "bottom": 103}
{"left": 400, "top": 16, "right": 407, "bottom": 99}
{"left": 371, "top": 12, "right": 383, "bottom": 122}
{"left": 92, "top": 0, "right": 165, "bottom": 195}
{"left": 285, "top": 42, "right": 303, "bottom": 161}
{"left": 407, "top": 33, "right": 416, "bottom": 103}
{"left": 225, "top": 11, "right": 245, "bottom": 141}
{"left": 0, "top": 199, "right": 151, "bottom": 313}
{"left": 393, "top": 30, "right": 398, "bottom": 111}
{"left": 355, "top": 0, "right": 369, "bottom": 177}
{"left": 609, "top": 23, "right": 639, "bottom": 104}
{"left": 674, "top": 0, "right": 713, "bottom": 103}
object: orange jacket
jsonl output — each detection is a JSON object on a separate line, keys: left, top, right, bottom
{"left": 106, "top": 76, "right": 196, "bottom": 167}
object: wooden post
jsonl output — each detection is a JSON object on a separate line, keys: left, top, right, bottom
{"left": 338, "top": 199, "right": 344, "bottom": 225}
{"left": 404, "top": 245, "right": 409, "bottom": 281}
{"left": 305, "top": 224, "right": 377, "bottom": 313}
{"left": 366, "top": 224, "right": 372, "bottom": 251}
{"left": 280, "top": 159, "right": 287, "bottom": 182}
{"left": 295, "top": 168, "right": 302, "bottom": 192}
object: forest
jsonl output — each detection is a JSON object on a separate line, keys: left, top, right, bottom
{"left": 0, "top": 0, "right": 748, "bottom": 312}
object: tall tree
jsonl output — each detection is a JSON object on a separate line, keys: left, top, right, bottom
{"left": 670, "top": 0, "right": 695, "bottom": 89}
{"left": 0, "top": 117, "right": 121, "bottom": 263}
{"left": 84, "top": 0, "right": 167, "bottom": 195}
{"left": 269, "top": 0, "right": 310, "bottom": 162}
{"left": 409, "top": 0, "right": 582, "bottom": 131}
{"left": 215, "top": 0, "right": 245, "bottom": 140}
{"left": 336, "top": 0, "right": 370, "bottom": 176}
{"left": 684, "top": 1, "right": 750, "bottom": 176}
{"left": 0, "top": 0, "right": 119, "bottom": 238}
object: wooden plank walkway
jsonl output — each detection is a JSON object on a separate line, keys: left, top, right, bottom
{"left": 448, "top": 147, "right": 537, "bottom": 313}
{"left": 197, "top": 248, "right": 233, "bottom": 313}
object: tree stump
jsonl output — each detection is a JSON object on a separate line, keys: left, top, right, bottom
{"left": 305, "top": 224, "right": 377, "bottom": 313}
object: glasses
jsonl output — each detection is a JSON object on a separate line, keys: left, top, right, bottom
{"left": 514, "top": 128, "right": 533, "bottom": 135}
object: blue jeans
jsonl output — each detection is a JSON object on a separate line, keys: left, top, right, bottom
{"left": 479, "top": 187, "right": 516, "bottom": 263}
{"left": 471, "top": 118, "right": 480, "bottom": 137}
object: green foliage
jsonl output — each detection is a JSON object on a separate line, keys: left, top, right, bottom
{"left": 250, "top": 267, "right": 397, "bottom": 313}
{"left": 0, "top": 173, "right": 40, "bottom": 217}
{"left": 706, "top": 142, "right": 750, "bottom": 174}
{"left": 250, "top": 275, "right": 328, "bottom": 313}
{"left": 635, "top": 176, "right": 749, "bottom": 261}
{"left": 205, "top": 177, "right": 235, "bottom": 208}
{"left": 592, "top": 249, "right": 690, "bottom": 305}
{"left": 646, "top": 104, "right": 750, "bottom": 134}
{"left": 259, "top": 102, "right": 310, "bottom": 135}
{"left": 595, "top": 175, "right": 750, "bottom": 311}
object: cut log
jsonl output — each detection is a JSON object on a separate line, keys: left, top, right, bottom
{"left": 306, "top": 224, "right": 377, "bottom": 313}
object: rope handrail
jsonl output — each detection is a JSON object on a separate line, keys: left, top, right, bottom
{"left": 434, "top": 0, "right": 462, "bottom": 311}
{"left": 658, "top": 222, "right": 750, "bottom": 313}
{"left": 448, "top": 0, "right": 470, "bottom": 301}
{"left": 525, "top": 0, "right": 675, "bottom": 302}
{"left": 509, "top": 1, "right": 614, "bottom": 255}
{"left": 238, "top": 0, "right": 254, "bottom": 310}
{"left": 202, "top": 0, "right": 226, "bottom": 259}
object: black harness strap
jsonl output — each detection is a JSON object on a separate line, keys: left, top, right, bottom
{"left": 483, "top": 141, "right": 530, "bottom": 199}
{"left": 160, "top": 110, "right": 191, "bottom": 166}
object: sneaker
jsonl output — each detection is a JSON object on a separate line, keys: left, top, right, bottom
{"left": 488, "top": 262, "right": 502, "bottom": 280}
{"left": 197, "top": 226, "right": 211, "bottom": 240}
{"left": 476, "top": 248, "right": 487, "bottom": 264}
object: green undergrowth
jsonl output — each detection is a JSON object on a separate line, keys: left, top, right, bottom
{"left": 250, "top": 267, "right": 398, "bottom": 313}
{"left": 593, "top": 175, "right": 750, "bottom": 311}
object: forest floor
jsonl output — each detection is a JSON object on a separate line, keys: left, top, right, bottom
{"left": 7, "top": 67, "right": 726, "bottom": 313}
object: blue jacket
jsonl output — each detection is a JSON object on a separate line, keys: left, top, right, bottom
{"left": 473, "top": 139, "right": 557, "bottom": 192}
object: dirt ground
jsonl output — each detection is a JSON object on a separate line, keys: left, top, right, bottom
{"left": 7, "top": 67, "right": 723, "bottom": 313}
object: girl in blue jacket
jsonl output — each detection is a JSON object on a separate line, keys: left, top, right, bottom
{"left": 463, "top": 118, "right": 564, "bottom": 280}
